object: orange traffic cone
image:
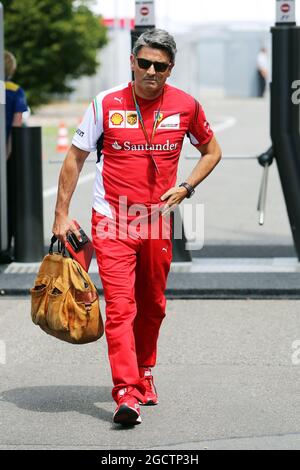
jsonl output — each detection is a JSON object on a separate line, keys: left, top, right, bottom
{"left": 56, "top": 122, "right": 69, "bottom": 153}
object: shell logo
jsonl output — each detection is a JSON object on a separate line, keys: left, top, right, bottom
{"left": 110, "top": 112, "right": 124, "bottom": 126}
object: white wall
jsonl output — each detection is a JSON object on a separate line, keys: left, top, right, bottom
{"left": 69, "top": 24, "right": 271, "bottom": 101}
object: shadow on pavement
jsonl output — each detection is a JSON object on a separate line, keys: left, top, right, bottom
{"left": 0, "top": 385, "right": 113, "bottom": 423}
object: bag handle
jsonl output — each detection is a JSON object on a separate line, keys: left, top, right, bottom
{"left": 49, "top": 235, "right": 67, "bottom": 256}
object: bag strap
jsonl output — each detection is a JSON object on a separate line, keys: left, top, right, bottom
{"left": 49, "top": 235, "right": 67, "bottom": 256}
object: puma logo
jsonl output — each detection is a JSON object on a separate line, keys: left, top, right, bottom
{"left": 114, "top": 97, "right": 123, "bottom": 103}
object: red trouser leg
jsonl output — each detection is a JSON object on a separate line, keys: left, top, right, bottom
{"left": 92, "top": 210, "right": 145, "bottom": 403}
{"left": 92, "top": 209, "right": 172, "bottom": 402}
{"left": 134, "top": 234, "right": 172, "bottom": 368}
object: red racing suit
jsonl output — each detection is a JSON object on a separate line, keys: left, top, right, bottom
{"left": 72, "top": 81, "right": 213, "bottom": 402}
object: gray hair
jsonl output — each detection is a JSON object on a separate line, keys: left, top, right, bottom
{"left": 132, "top": 29, "right": 177, "bottom": 63}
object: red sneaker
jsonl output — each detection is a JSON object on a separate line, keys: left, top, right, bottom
{"left": 139, "top": 367, "right": 159, "bottom": 406}
{"left": 113, "top": 387, "right": 142, "bottom": 425}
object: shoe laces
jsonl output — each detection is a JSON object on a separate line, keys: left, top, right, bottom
{"left": 117, "top": 387, "right": 138, "bottom": 405}
{"left": 141, "top": 369, "right": 155, "bottom": 393}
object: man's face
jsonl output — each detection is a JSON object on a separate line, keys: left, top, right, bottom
{"left": 130, "top": 46, "right": 173, "bottom": 95}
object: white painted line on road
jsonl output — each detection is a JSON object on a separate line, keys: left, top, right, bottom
{"left": 43, "top": 172, "right": 95, "bottom": 198}
{"left": 4, "top": 257, "right": 300, "bottom": 274}
{"left": 213, "top": 116, "right": 237, "bottom": 133}
{"left": 185, "top": 115, "right": 241, "bottom": 159}
{"left": 186, "top": 154, "right": 257, "bottom": 160}
{"left": 171, "top": 257, "right": 300, "bottom": 273}
{"left": 4, "top": 262, "right": 41, "bottom": 274}
{"left": 0, "top": 340, "right": 6, "bottom": 365}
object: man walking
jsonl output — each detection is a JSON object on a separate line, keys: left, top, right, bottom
{"left": 256, "top": 47, "right": 268, "bottom": 97}
{"left": 52, "top": 29, "right": 222, "bottom": 425}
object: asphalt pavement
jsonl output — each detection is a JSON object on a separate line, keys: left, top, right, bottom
{"left": 1, "top": 297, "right": 300, "bottom": 450}
{"left": 1, "top": 95, "right": 300, "bottom": 450}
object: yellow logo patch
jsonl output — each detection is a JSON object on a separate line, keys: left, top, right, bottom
{"left": 110, "top": 112, "right": 124, "bottom": 126}
{"left": 126, "top": 112, "right": 138, "bottom": 126}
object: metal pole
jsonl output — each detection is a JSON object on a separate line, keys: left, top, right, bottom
{"left": 271, "top": 0, "right": 300, "bottom": 259}
{"left": 257, "top": 164, "right": 269, "bottom": 225}
{"left": 0, "top": 3, "right": 8, "bottom": 254}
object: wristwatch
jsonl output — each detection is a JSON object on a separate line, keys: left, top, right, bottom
{"left": 179, "top": 182, "right": 195, "bottom": 198}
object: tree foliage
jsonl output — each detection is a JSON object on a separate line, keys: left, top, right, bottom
{"left": 2, "top": 0, "right": 108, "bottom": 108}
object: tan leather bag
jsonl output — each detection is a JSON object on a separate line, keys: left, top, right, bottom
{"left": 30, "top": 237, "right": 104, "bottom": 344}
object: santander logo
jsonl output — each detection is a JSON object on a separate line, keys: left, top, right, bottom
{"left": 111, "top": 139, "right": 178, "bottom": 151}
{"left": 112, "top": 141, "right": 122, "bottom": 150}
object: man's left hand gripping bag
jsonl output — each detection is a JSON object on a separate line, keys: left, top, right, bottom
{"left": 30, "top": 236, "right": 104, "bottom": 344}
